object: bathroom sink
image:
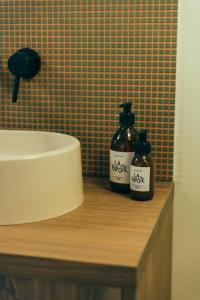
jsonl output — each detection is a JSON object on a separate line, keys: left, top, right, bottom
{"left": 0, "top": 130, "right": 84, "bottom": 225}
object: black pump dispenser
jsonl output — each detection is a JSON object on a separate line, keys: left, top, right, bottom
{"left": 119, "top": 102, "right": 135, "bottom": 125}
{"left": 135, "top": 130, "right": 151, "bottom": 155}
{"left": 110, "top": 101, "right": 137, "bottom": 193}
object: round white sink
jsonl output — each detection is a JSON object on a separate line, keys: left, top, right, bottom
{"left": 0, "top": 130, "right": 84, "bottom": 225}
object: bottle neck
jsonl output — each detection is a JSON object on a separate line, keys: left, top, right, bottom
{"left": 120, "top": 123, "right": 134, "bottom": 129}
{"left": 135, "top": 152, "right": 150, "bottom": 157}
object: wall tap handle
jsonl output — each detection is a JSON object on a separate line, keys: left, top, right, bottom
{"left": 8, "top": 48, "right": 41, "bottom": 103}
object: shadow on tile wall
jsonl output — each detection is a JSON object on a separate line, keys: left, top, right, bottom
{"left": 0, "top": 1, "right": 178, "bottom": 180}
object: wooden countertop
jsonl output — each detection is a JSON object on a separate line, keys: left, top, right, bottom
{"left": 0, "top": 177, "right": 173, "bottom": 287}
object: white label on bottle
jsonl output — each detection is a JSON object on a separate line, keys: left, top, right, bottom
{"left": 130, "top": 166, "right": 150, "bottom": 192}
{"left": 110, "top": 150, "right": 135, "bottom": 184}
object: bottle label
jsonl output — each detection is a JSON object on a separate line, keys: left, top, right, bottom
{"left": 130, "top": 166, "right": 150, "bottom": 192}
{"left": 110, "top": 150, "right": 135, "bottom": 184}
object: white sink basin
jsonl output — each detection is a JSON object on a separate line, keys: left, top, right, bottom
{"left": 0, "top": 130, "right": 84, "bottom": 225}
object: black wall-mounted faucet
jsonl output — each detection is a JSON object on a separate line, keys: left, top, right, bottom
{"left": 8, "top": 48, "right": 41, "bottom": 103}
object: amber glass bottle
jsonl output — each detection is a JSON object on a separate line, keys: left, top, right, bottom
{"left": 130, "top": 130, "right": 154, "bottom": 200}
{"left": 110, "top": 102, "right": 137, "bottom": 193}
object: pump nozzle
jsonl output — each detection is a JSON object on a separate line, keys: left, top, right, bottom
{"left": 119, "top": 102, "right": 135, "bottom": 125}
{"left": 120, "top": 102, "right": 132, "bottom": 113}
{"left": 136, "top": 130, "right": 151, "bottom": 155}
{"left": 138, "top": 129, "right": 148, "bottom": 141}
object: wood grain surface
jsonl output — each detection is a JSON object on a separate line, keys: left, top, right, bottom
{"left": 135, "top": 203, "right": 173, "bottom": 300}
{"left": 0, "top": 277, "right": 121, "bottom": 300}
{"left": 0, "top": 178, "right": 173, "bottom": 287}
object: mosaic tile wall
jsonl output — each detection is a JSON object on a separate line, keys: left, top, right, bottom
{"left": 0, "top": 1, "right": 178, "bottom": 181}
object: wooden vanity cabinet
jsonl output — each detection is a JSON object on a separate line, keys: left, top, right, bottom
{"left": 0, "top": 178, "right": 173, "bottom": 300}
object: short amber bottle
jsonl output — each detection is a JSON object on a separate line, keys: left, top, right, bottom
{"left": 110, "top": 102, "right": 137, "bottom": 193}
{"left": 130, "top": 130, "right": 154, "bottom": 200}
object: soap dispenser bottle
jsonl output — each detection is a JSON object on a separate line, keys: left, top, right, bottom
{"left": 110, "top": 102, "right": 137, "bottom": 193}
{"left": 130, "top": 130, "right": 154, "bottom": 200}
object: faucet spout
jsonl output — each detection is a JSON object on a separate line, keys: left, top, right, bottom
{"left": 12, "top": 76, "right": 20, "bottom": 103}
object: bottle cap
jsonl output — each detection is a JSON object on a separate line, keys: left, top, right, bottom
{"left": 119, "top": 102, "right": 135, "bottom": 125}
{"left": 135, "top": 130, "right": 151, "bottom": 155}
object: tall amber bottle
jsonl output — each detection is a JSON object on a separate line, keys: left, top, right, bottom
{"left": 130, "top": 130, "right": 154, "bottom": 200}
{"left": 110, "top": 102, "right": 137, "bottom": 193}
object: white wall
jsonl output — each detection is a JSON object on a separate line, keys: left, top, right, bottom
{"left": 173, "top": 0, "right": 200, "bottom": 299}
